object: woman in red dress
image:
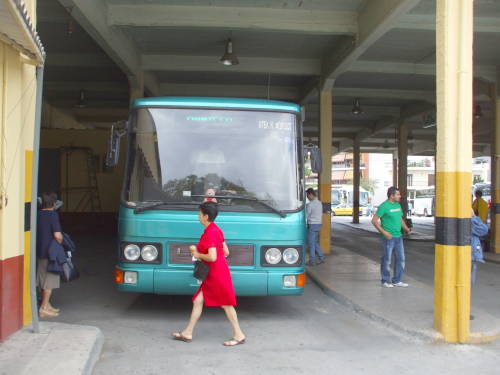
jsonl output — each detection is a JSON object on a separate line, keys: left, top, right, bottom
{"left": 172, "top": 202, "right": 246, "bottom": 346}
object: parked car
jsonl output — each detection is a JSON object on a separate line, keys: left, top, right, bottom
{"left": 331, "top": 203, "right": 364, "bottom": 216}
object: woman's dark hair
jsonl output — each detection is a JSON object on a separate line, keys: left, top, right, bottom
{"left": 387, "top": 186, "right": 399, "bottom": 198}
{"left": 306, "top": 188, "right": 317, "bottom": 197}
{"left": 199, "top": 201, "right": 219, "bottom": 222}
{"left": 41, "top": 192, "right": 58, "bottom": 209}
{"left": 475, "top": 190, "right": 483, "bottom": 197}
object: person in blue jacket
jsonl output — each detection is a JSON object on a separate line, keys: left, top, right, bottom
{"left": 37, "top": 192, "right": 63, "bottom": 318}
{"left": 471, "top": 209, "right": 488, "bottom": 287}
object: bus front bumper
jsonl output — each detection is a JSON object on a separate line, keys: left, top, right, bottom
{"left": 114, "top": 266, "right": 305, "bottom": 296}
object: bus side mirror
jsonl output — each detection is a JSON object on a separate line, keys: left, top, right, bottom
{"left": 305, "top": 145, "right": 322, "bottom": 174}
{"left": 106, "top": 121, "right": 127, "bottom": 167}
{"left": 309, "top": 147, "right": 322, "bottom": 173}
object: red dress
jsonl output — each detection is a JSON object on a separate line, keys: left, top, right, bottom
{"left": 192, "top": 222, "right": 237, "bottom": 307}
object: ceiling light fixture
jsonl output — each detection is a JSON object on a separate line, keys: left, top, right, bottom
{"left": 474, "top": 104, "right": 483, "bottom": 119}
{"left": 75, "top": 90, "right": 87, "bottom": 108}
{"left": 352, "top": 98, "right": 363, "bottom": 115}
{"left": 220, "top": 38, "right": 239, "bottom": 66}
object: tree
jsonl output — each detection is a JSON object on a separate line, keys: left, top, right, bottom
{"left": 473, "top": 175, "right": 484, "bottom": 184}
{"left": 360, "top": 177, "right": 378, "bottom": 194}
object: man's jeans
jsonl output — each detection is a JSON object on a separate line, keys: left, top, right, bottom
{"left": 308, "top": 224, "right": 325, "bottom": 264}
{"left": 380, "top": 237, "right": 405, "bottom": 284}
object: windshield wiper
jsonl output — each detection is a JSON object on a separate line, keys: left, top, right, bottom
{"left": 191, "top": 195, "right": 286, "bottom": 218}
{"left": 133, "top": 200, "right": 199, "bottom": 214}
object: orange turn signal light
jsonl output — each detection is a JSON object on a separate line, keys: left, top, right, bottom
{"left": 297, "top": 273, "right": 306, "bottom": 288}
{"left": 114, "top": 269, "right": 124, "bottom": 284}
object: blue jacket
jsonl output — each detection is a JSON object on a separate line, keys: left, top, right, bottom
{"left": 62, "top": 232, "right": 76, "bottom": 253}
{"left": 471, "top": 216, "right": 488, "bottom": 263}
{"left": 47, "top": 239, "right": 67, "bottom": 275}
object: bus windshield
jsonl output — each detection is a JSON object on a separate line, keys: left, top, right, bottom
{"left": 124, "top": 107, "right": 302, "bottom": 212}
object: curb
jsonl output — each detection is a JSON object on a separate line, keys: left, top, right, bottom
{"left": 484, "top": 254, "right": 500, "bottom": 265}
{"left": 307, "top": 267, "right": 500, "bottom": 345}
{"left": 20, "top": 323, "right": 105, "bottom": 375}
{"left": 306, "top": 267, "right": 442, "bottom": 343}
{"left": 84, "top": 328, "right": 104, "bottom": 375}
{"left": 338, "top": 222, "right": 435, "bottom": 242}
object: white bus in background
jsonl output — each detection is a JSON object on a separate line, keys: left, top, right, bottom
{"left": 331, "top": 185, "right": 371, "bottom": 215}
{"left": 408, "top": 186, "right": 435, "bottom": 216}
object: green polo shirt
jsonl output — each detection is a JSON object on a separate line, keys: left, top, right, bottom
{"left": 376, "top": 200, "right": 403, "bottom": 238}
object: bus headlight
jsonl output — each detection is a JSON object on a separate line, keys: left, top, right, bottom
{"left": 283, "top": 248, "right": 300, "bottom": 265}
{"left": 124, "top": 244, "right": 141, "bottom": 261}
{"left": 141, "top": 245, "right": 158, "bottom": 262}
{"left": 265, "top": 248, "right": 282, "bottom": 264}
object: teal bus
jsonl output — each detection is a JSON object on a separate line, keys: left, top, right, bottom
{"left": 110, "top": 97, "right": 307, "bottom": 296}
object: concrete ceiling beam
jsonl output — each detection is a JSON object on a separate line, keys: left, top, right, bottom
{"left": 45, "top": 53, "right": 113, "bottom": 67}
{"left": 350, "top": 60, "right": 497, "bottom": 83}
{"left": 398, "top": 14, "right": 500, "bottom": 33}
{"left": 305, "top": 104, "right": 401, "bottom": 118}
{"left": 158, "top": 83, "right": 299, "bottom": 101}
{"left": 334, "top": 87, "right": 435, "bottom": 102}
{"left": 320, "top": 0, "right": 421, "bottom": 90}
{"left": 57, "top": 0, "right": 154, "bottom": 94}
{"left": 303, "top": 124, "right": 373, "bottom": 136}
{"left": 142, "top": 55, "right": 321, "bottom": 76}
{"left": 144, "top": 71, "right": 161, "bottom": 97}
{"left": 337, "top": 102, "right": 434, "bottom": 152}
{"left": 44, "top": 81, "right": 129, "bottom": 92}
{"left": 107, "top": 5, "right": 357, "bottom": 35}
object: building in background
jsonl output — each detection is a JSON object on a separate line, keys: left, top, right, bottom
{"left": 332, "top": 153, "right": 370, "bottom": 184}
{"left": 407, "top": 156, "right": 435, "bottom": 187}
{"left": 473, "top": 157, "right": 491, "bottom": 184}
{"left": 368, "top": 153, "right": 393, "bottom": 206}
{"left": 368, "top": 154, "right": 436, "bottom": 207}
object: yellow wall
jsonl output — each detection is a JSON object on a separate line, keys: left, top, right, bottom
{"left": 40, "top": 129, "right": 126, "bottom": 212}
{"left": 0, "top": 43, "right": 37, "bottom": 262}
{"left": 0, "top": 0, "right": 38, "bottom": 333}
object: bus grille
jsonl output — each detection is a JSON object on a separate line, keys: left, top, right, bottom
{"left": 169, "top": 243, "right": 254, "bottom": 266}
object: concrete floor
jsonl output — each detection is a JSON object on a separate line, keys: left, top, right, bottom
{"left": 47, "top": 234, "right": 500, "bottom": 375}
{"left": 332, "top": 217, "right": 500, "bottom": 320}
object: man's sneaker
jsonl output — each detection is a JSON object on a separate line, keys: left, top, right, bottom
{"left": 393, "top": 282, "right": 409, "bottom": 287}
{"left": 317, "top": 258, "right": 325, "bottom": 265}
{"left": 382, "top": 282, "right": 394, "bottom": 288}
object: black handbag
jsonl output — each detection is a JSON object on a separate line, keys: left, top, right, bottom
{"left": 61, "top": 253, "right": 80, "bottom": 282}
{"left": 193, "top": 260, "right": 209, "bottom": 281}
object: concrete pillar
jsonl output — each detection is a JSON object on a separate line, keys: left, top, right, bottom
{"left": 319, "top": 90, "right": 333, "bottom": 254}
{"left": 434, "top": 0, "right": 474, "bottom": 343}
{"left": 352, "top": 137, "right": 361, "bottom": 224}
{"left": 398, "top": 124, "right": 409, "bottom": 215}
{"left": 393, "top": 151, "right": 398, "bottom": 187}
{"left": 492, "top": 74, "right": 500, "bottom": 254}
{"left": 128, "top": 71, "right": 144, "bottom": 104}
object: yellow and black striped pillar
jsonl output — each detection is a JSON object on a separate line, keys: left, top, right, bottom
{"left": 319, "top": 90, "right": 333, "bottom": 254}
{"left": 492, "top": 74, "right": 500, "bottom": 254}
{"left": 434, "top": 0, "right": 474, "bottom": 343}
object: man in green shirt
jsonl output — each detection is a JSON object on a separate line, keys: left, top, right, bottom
{"left": 371, "top": 187, "right": 412, "bottom": 288}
